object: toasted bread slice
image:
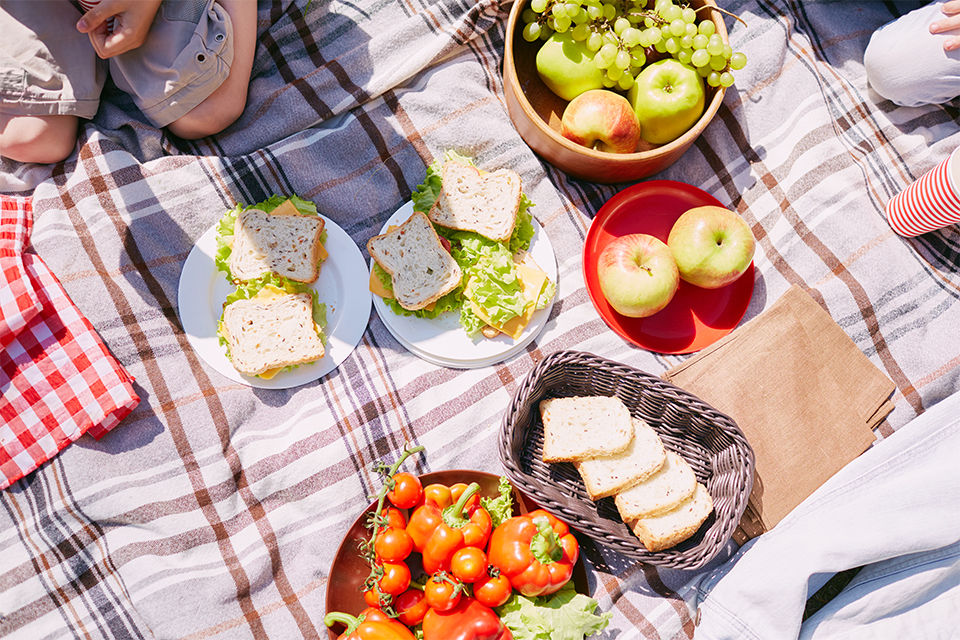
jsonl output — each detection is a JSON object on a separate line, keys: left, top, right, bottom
{"left": 427, "top": 159, "right": 521, "bottom": 242}
{"left": 628, "top": 482, "right": 714, "bottom": 552}
{"left": 220, "top": 289, "right": 324, "bottom": 376}
{"left": 575, "top": 417, "right": 667, "bottom": 500}
{"left": 539, "top": 396, "right": 633, "bottom": 463}
{"left": 614, "top": 451, "right": 698, "bottom": 520}
{"left": 229, "top": 205, "right": 325, "bottom": 283}
{"left": 367, "top": 211, "right": 462, "bottom": 311}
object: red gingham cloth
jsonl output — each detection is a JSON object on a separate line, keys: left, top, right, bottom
{"left": 0, "top": 194, "right": 139, "bottom": 490}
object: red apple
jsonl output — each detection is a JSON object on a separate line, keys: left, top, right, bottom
{"left": 560, "top": 90, "right": 642, "bottom": 154}
{"left": 667, "top": 206, "right": 755, "bottom": 289}
{"left": 597, "top": 234, "right": 679, "bottom": 317}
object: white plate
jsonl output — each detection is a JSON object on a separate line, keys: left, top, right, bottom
{"left": 178, "top": 215, "right": 371, "bottom": 389}
{"left": 371, "top": 201, "right": 557, "bottom": 369}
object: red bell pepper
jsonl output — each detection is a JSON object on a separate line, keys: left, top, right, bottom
{"left": 486, "top": 508, "right": 578, "bottom": 597}
{"left": 406, "top": 482, "right": 492, "bottom": 574}
{"left": 323, "top": 609, "right": 416, "bottom": 640}
{"left": 422, "top": 596, "right": 513, "bottom": 640}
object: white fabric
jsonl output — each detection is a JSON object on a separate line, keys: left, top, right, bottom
{"left": 690, "top": 390, "right": 960, "bottom": 639}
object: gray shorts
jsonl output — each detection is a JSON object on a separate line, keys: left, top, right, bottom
{"left": 0, "top": 0, "right": 234, "bottom": 127}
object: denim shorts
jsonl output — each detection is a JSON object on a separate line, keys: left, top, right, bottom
{"left": 0, "top": 0, "right": 233, "bottom": 127}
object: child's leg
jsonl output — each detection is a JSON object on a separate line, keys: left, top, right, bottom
{"left": 865, "top": 1, "right": 960, "bottom": 107}
{"left": 0, "top": 114, "right": 79, "bottom": 164}
{"left": 108, "top": 0, "right": 256, "bottom": 140}
{"left": 166, "top": 0, "right": 257, "bottom": 140}
{"left": 0, "top": 2, "right": 104, "bottom": 164}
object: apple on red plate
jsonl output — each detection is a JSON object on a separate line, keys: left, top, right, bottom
{"left": 560, "top": 89, "right": 642, "bottom": 154}
{"left": 597, "top": 234, "right": 679, "bottom": 317}
{"left": 667, "top": 206, "right": 755, "bottom": 289}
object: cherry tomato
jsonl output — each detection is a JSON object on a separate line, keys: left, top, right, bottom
{"left": 387, "top": 472, "right": 423, "bottom": 510}
{"left": 378, "top": 562, "right": 411, "bottom": 596}
{"left": 394, "top": 588, "right": 429, "bottom": 626}
{"left": 439, "top": 236, "right": 452, "bottom": 253}
{"left": 420, "top": 484, "right": 452, "bottom": 509}
{"left": 381, "top": 506, "right": 407, "bottom": 530}
{"left": 450, "top": 483, "right": 481, "bottom": 512}
{"left": 450, "top": 547, "right": 487, "bottom": 583}
{"left": 363, "top": 586, "right": 385, "bottom": 608}
{"left": 424, "top": 575, "right": 462, "bottom": 612}
{"left": 473, "top": 572, "right": 512, "bottom": 608}
{"left": 374, "top": 527, "right": 414, "bottom": 563}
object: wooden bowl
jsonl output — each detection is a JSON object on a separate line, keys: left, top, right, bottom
{"left": 503, "top": 0, "right": 729, "bottom": 183}
{"left": 324, "top": 469, "right": 588, "bottom": 638}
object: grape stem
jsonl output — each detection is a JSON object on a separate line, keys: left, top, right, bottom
{"left": 695, "top": 4, "right": 747, "bottom": 28}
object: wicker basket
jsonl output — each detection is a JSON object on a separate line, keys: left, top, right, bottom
{"left": 499, "top": 350, "right": 754, "bottom": 569}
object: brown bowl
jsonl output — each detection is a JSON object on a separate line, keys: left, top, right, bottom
{"left": 503, "top": 0, "right": 728, "bottom": 183}
{"left": 324, "top": 469, "right": 588, "bottom": 638}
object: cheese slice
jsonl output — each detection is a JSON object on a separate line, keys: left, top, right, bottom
{"left": 269, "top": 199, "right": 300, "bottom": 217}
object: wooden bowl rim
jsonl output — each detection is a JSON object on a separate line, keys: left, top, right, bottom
{"left": 503, "top": 0, "right": 729, "bottom": 162}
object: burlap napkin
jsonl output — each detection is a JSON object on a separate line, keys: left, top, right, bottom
{"left": 664, "top": 285, "right": 895, "bottom": 542}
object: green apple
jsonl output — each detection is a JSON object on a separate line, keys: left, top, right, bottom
{"left": 560, "top": 89, "right": 642, "bottom": 153}
{"left": 667, "top": 206, "right": 755, "bottom": 289}
{"left": 536, "top": 31, "right": 605, "bottom": 102}
{"left": 627, "top": 59, "right": 705, "bottom": 145}
{"left": 597, "top": 234, "right": 679, "bottom": 317}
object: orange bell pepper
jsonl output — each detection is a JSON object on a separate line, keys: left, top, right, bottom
{"left": 406, "top": 482, "right": 492, "bottom": 575}
{"left": 323, "top": 609, "right": 416, "bottom": 640}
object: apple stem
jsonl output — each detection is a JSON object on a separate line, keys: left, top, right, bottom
{"left": 695, "top": 5, "right": 747, "bottom": 27}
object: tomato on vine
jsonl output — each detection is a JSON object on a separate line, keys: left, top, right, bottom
{"left": 378, "top": 561, "right": 411, "bottom": 596}
{"left": 424, "top": 573, "right": 462, "bottom": 612}
{"left": 387, "top": 472, "right": 423, "bottom": 509}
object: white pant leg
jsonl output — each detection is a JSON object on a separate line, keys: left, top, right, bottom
{"left": 865, "top": 1, "right": 960, "bottom": 106}
{"left": 690, "top": 390, "right": 960, "bottom": 640}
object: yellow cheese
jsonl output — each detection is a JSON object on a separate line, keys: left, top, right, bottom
{"left": 269, "top": 199, "right": 300, "bottom": 217}
{"left": 369, "top": 269, "right": 393, "bottom": 299}
{"left": 253, "top": 284, "right": 288, "bottom": 301}
{"left": 258, "top": 367, "right": 283, "bottom": 379}
{"left": 317, "top": 243, "right": 328, "bottom": 262}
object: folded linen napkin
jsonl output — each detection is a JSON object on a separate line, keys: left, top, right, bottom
{"left": 0, "top": 195, "right": 140, "bottom": 490}
{"left": 664, "top": 285, "right": 895, "bottom": 542}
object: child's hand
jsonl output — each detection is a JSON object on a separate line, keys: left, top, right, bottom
{"left": 76, "top": 0, "right": 163, "bottom": 59}
{"left": 930, "top": 0, "right": 960, "bottom": 52}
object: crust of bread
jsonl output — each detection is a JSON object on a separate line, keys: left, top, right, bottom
{"left": 629, "top": 482, "right": 714, "bottom": 552}
{"left": 366, "top": 211, "right": 462, "bottom": 310}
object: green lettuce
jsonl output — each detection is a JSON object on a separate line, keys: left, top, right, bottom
{"left": 214, "top": 194, "right": 322, "bottom": 282}
{"left": 218, "top": 274, "right": 327, "bottom": 374}
{"left": 497, "top": 583, "right": 612, "bottom": 640}
{"left": 480, "top": 476, "right": 514, "bottom": 528}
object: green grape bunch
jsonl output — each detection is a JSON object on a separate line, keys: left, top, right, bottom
{"left": 521, "top": 0, "right": 747, "bottom": 91}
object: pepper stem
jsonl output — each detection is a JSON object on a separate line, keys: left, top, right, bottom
{"left": 323, "top": 612, "right": 363, "bottom": 634}
{"left": 441, "top": 482, "right": 480, "bottom": 529}
{"left": 529, "top": 515, "right": 563, "bottom": 565}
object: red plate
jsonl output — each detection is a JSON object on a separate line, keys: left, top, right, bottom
{"left": 583, "top": 180, "right": 755, "bottom": 354}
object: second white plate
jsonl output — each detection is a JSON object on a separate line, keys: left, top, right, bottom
{"left": 370, "top": 201, "right": 557, "bottom": 368}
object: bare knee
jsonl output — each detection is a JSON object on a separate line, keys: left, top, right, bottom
{"left": 166, "top": 84, "right": 247, "bottom": 140}
{"left": 0, "top": 115, "right": 78, "bottom": 164}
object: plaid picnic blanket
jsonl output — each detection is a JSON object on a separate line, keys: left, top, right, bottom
{"left": 2, "top": 0, "right": 959, "bottom": 638}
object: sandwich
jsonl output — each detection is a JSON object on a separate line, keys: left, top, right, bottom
{"left": 215, "top": 195, "right": 328, "bottom": 284}
{"left": 213, "top": 194, "right": 329, "bottom": 379}
{"left": 366, "top": 211, "right": 462, "bottom": 311}
{"left": 217, "top": 275, "right": 327, "bottom": 379}
{"left": 369, "top": 151, "right": 555, "bottom": 339}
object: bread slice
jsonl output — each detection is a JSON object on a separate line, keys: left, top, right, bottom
{"left": 229, "top": 205, "right": 325, "bottom": 283}
{"left": 220, "top": 290, "right": 324, "bottom": 376}
{"left": 575, "top": 417, "right": 667, "bottom": 500}
{"left": 366, "top": 211, "right": 462, "bottom": 311}
{"left": 539, "top": 396, "right": 633, "bottom": 463}
{"left": 614, "top": 451, "right": 698, "bottom": 520}
{"left": 628, "top": 482, "right": 714, "bottom": 552}
{"left": 427, "top": 159, "right": 521, "bottom": 242}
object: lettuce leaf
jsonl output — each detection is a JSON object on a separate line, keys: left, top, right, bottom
{"left": 480, "top": 476, "right": 514, "bottom": 529}
{"left": 214, "top": 194, "right": 321, "bottom": 282}
{"left": 497, "top": 583, "right": 612, "bottom": 640}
